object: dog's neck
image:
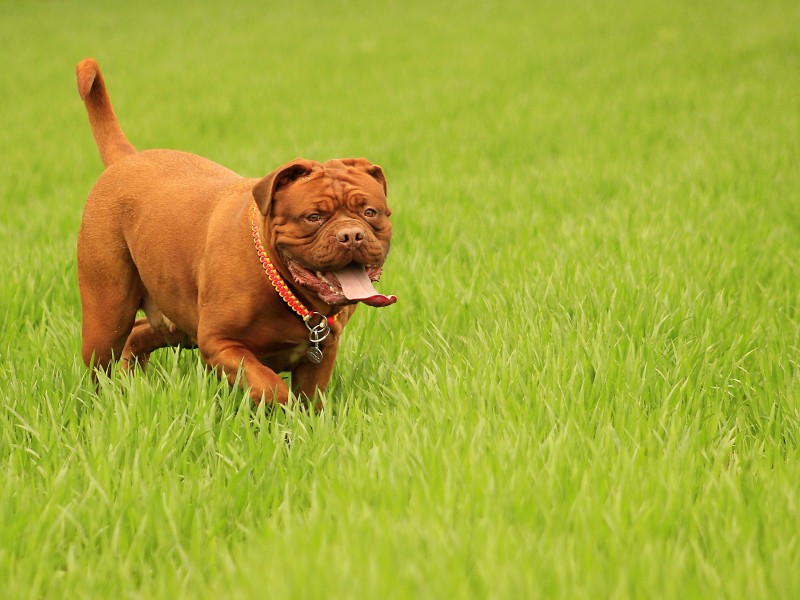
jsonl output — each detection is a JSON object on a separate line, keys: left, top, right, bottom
{"left": 251, "top": 205, "right": 341, "bottom": 321}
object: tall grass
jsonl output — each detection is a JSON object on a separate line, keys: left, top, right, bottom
{"left": 1, "top": 0, "right": 799, "bottom": 597}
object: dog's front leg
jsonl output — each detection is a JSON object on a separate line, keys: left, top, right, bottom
{"left": 200, "top": 339, "right": 290, "bottom": 405}
{"left": 291, "top": 340, "right": 339, "bottom": 411}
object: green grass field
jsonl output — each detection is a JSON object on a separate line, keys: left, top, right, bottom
{"left": 1, "top": 0, "right": 799, "bottom": 597}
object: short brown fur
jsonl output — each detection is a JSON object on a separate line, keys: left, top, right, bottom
{"left": 76, "top": 59, "right": 393, "bottom": 407}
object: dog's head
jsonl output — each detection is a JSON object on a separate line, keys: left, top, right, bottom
{"left": 253, "top": 158, "right": 395, "bottom": 307}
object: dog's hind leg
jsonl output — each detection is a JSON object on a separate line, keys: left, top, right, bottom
{"left": 77, "top": 239, "right": 143, "bottom": 375}
{"left": 80, "top": 294, "right": 140, "bottom": 375}
{"left": 120, "top": 317, "right": 194, "bottom": 372}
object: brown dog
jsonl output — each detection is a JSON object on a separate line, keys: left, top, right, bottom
{"left": 76, "top": 58, "right": 395, "bottom": 407}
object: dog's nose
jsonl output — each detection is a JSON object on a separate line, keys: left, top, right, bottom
{"left": 336, "top": 226, "right": 365, "bottom": 248}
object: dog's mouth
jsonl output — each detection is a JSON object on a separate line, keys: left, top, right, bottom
{"left": 285, "top": 259, "right": 397, "bottom": 307}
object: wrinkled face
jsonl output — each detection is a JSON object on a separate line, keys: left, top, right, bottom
{"left": 263, "top": 159, "right": 393, "bottom": 306}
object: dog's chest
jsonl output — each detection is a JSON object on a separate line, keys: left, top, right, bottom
{"left": 260, "top": 341, "right": 311, "bottom": 372}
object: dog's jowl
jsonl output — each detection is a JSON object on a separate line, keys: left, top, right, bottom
{"left": 76, "top": 58, "right": 395, "bottom": 407}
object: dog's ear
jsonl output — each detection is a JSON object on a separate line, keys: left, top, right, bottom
{"left": 340, "top": 158, "right": 387, "bottom": 197}
{"left": 253, "top": 158, "right": 316, "bottom": 216}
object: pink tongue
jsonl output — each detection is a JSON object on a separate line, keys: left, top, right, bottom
{"left": 334, "top": 264, "right": 397, "bottom": 307}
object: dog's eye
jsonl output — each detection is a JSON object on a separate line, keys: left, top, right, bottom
{"left": 364, "top": 208, "right": 378, "bottom": 218}
{"left": 305, "top": 213, "right": 322, "bottom": 223}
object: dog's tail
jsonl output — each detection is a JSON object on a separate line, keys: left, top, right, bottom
{"left": 76, "top": 58, "right": 137, "bottom": 167}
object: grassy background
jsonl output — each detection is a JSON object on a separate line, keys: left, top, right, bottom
{"left": 1, "top": 0, "right": 799, "bottom": 597}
